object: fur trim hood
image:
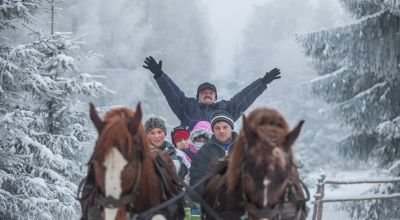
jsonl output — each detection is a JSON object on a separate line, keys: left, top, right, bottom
{"left": 190, "top": 121, "right": 212, "bottom": 143}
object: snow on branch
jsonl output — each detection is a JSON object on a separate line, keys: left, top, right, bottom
{"left": 376, "top": 116, "right": 400, "bottom": 139}
{"left": 384, "top": 0, "right": 400, "bottom": 15}
{"left": 334, "top": 82, "right": 390, "bottom": 130}
{"left": 297, "top": 10, "right": 399, "bottom": 76}
{"left": 340, "top": 0, "right": 384, "bottom": 19}
{"left": 308, "top": 67, "right": 361, "bottom": 103}
{"left": 0, "top": 0, "right": 40, "bottom": 31}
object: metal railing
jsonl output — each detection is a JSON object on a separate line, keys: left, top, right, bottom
{"left": 311, "top": 174, "right": 400, "bottom": 220}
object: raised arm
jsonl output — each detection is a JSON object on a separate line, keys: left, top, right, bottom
{"left": 224, "top": 68, "right": 281, "bottom": 121}
{"left": 143, "top": 56, "right": 191, "bottom": 120}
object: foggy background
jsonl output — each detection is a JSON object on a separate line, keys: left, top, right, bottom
{"left": 53, "top": 0, "right": 354, "bottom": 173}
{"left": 5, "top": 0, "right": 400, "bottom": 219}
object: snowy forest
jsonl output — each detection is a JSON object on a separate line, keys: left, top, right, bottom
{"left": 0, "top": 0, "right": 399, "bottom": 219}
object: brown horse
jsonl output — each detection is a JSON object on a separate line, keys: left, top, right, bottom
{"left": 203, "top": 108, "right": 309, "bottom": 220}
{"left": 78, "top": 103, "right": 185, "bottom": 220}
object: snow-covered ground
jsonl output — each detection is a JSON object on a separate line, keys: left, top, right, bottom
{"left": 306, "top": 168, "right": 388, "bottom": 220}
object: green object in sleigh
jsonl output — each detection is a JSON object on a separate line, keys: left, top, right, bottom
{"left": 184, "top": 207, "right": 201, "bottom": 220}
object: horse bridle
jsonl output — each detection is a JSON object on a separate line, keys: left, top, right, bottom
{"left": 97, "top": 134, "right": 143, "bottom": 209}
{"left": 241, "top": 178, "right": 310, "bottom": 220}
{"left": 77, "top": 133, "right": 144, "bottom": 219}
{"left": 240, "top": 143, "right": 310, "bottom": 220}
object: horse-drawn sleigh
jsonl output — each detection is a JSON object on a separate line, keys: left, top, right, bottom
{"left": 77, "top": 103, "right": 309, "bottom": 220}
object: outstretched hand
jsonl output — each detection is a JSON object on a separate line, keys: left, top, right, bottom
{"left": 143, "top": 56, "right": 163, "bottom": 78}
{"left": 262, "top": 68, "right": 281, "bottom": 85}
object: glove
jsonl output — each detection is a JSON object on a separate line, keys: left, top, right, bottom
{"left": 143, "top": 56, "right": 163, "bottom": 78}
{"left": 262, "top": 68, "right": 281, "bottom": 85}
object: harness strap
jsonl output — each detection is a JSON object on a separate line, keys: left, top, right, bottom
{"left": 98, "top": 193, "right": 137, "bottom": 208}
{"left": 293, "top": 179, "right": 310, "bottom": 220}
{"left": 153, "top": 159, "right": 171, "bottom": 201}
{"left": 77, "top": 174, "right": 98, "bottom": 220}
{"left": 135, "top": 155, "right": 224, "bottom": 220}
{"left": 132, "top": 155, "right": 184, "bottom": 220}
{"left": 156, "top": 155, "right": 223, "bottom": 220}
{"left": 87, "top": 187, "right": 101, "bottom": 220}
{"left": 80, "top": 155, "right": 143, "bottom": 220}
{"left": 245, "top": 203, "right": 280, "bottom": 219}
{"left": 96, "top": 156, "right": 142, "bottom": 209}
{"left": 241, "top": 175, "right": 310, "bottom": 219}
{"left": 77, "top": 176, "right": 87, "bottom": 200}
{"left": 281, "top": 202, "right": 301, "bottom": 220}
{"left": 300, "top": 179, "right": 310, "bottom": 202}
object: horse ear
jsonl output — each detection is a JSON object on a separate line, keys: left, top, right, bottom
{"left": 128, "top": 102, "right": 142, "bottom": 135}
{"left": 89, "top": 102, "right": 104, "bottom": 133}
{"left": 283, "top": 120, "right": 304, "bottom": 151}
{"left": 242, "top": 114, "right": 253, "bottom": 146}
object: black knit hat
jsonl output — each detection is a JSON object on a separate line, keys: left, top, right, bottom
{"left": 196, "top": 82, "right": 217, "bottom": 100}
{"left": 210, "top": 110, "right": 234, "bottom": 130}
{"left": 144, "top": 117, "right": 167, "bottom": 134}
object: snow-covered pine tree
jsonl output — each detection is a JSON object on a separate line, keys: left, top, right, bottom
{"left": 0, "top": 0, "right": 40, "bottom": 31}
{"left": 1, "top": 1, "right": 42, "bottom": 218}
{"left": 0, "top": 1, "right": 108, "bottom": 219}
{"left": 297, "top": 0, "right": 400, "bottom": 219}
{"left": 230, "top": 0, "right": 348, "bottom": 178}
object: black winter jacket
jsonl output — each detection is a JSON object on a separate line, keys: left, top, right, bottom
{"left": 155, "top": 72, "right": 268, "bottom": 130}
{"left": 189, "top": 132, "right": 238, "bottom": 197}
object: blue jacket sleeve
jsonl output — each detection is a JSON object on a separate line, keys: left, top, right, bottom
{"left": 222, "top": 78, "right": 267, "bottom": 121}
{"left": 155, "top": 72, "right": 193, "bottom": 122}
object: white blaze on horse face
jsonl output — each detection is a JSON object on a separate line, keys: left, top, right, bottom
{"left": 272, "top": 147, "right": 281, "bottom": 157}
{"left": 103, "top": 147, "right": 128, "bottom": 220}
{"left": 272, "top": 147, "right": 286, "bottom": 169}
{"left": 263, "top": 177, "right": 270, "bottom": 207}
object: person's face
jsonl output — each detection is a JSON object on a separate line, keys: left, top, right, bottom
{"left": 176, "top": 139, "right": 190, "bottom": 149}
{"left": 213, "top": 121, "right": 232, "bottom": 144}
{"left": 192, "top": 137, "right": 208, "bottom": 150}
{"left": 147, "top": 128, "right": 165, "bottom": 148}
{"left": 193, "top": 137, "right": 208, "bottom": 144}
{"left": 198, "top": 89, "right": 216, "bottom": 104}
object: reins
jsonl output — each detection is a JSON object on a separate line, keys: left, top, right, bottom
{"left": 78, "top": 132, "right": 225, "bottom": 220}
{"left": 134, "top": 154, "right": 224, "bottom": 220}
{"left": 77, "top": 134, "right": 144, "bottom": 219}
{"left": 238, "top": 141, "right": 310, "bottom": 220}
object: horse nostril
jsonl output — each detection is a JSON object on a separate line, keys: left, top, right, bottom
{"left": 151, "top": 214, "right": 167, "bottom": 220}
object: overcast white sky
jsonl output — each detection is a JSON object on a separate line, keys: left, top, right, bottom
{"left": 201, "top": 0, "right": 272, "bottom": 75}
{"left": 200, "top": 0, "right": 348, "bottom": 75}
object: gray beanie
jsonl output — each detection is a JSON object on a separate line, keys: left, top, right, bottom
{"left": 144, "top": 117, "right": 167, "bottom": 134}
{"left": 210, "top": 110, "right": 234, "bottom": 130}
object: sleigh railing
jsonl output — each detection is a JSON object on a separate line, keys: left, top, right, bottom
{"left": 312, "top": 174, "right": 400, "bottom": 220}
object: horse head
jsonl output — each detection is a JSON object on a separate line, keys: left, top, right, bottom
{"left": 89, "top": 102, "right": 149, "bottom": 220}
{"left": 227, "top": 108, "right": 304, "bottom": 219}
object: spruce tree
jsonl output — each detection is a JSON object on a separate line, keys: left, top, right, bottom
{"left": 0, "top": 1, "right": 107, "bottom": 219}
{"left": 297, "top": 1, "right": 400, "bottom": 219}
{"left": 231, "top": 0, "right": 348, "bottom": 176}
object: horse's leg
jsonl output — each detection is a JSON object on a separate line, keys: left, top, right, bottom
{"left": 103, "top": 147, "right": 128, "bottom": 220}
